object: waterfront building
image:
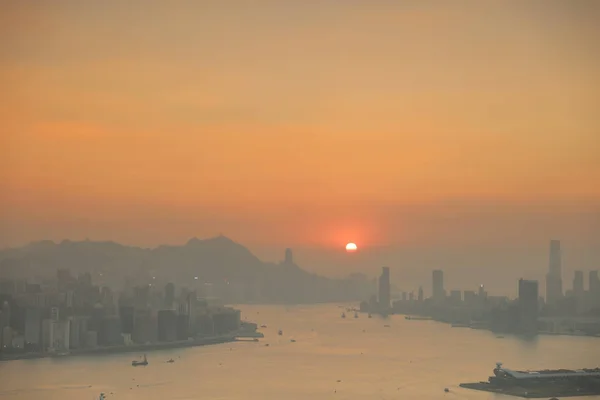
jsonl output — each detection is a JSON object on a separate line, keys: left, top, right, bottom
{"left": 518, "top": 279, "right": 539, "bottom": 334}
{"left": 158, "top": 310, "right": 178, "bottom": 342}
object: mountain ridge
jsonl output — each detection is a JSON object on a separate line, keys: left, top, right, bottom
{"left": 0, "top": 236, "right": 371, "bottom": 304}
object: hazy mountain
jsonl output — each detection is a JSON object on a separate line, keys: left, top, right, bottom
{"left": 0, "top": 236, "right": 370, "bottom": 304}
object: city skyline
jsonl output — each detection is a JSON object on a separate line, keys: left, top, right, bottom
{"left": 1, "top": 2, "right": 600, "bottom": 398}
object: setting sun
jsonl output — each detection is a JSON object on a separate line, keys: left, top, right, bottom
{"left": 345, "top": 243, "right": 358, "bottom": 252}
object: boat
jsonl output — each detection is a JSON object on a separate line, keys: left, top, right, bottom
{"left": 98, "top": 393, "right": 106, "bottom": 400}
{"left": 166, "top": 358, "right": 175, "bottom": 363}
{"left": 354, "top": 311, "right": 358, "bottom": 318}
{"left": 278, "top": 329, "right": 283, "bottom": 336}
{"left": 131, "top": 354, "right": 148, "bottom": 366}
{"left": 290, "top": 339, "right": 296, "bottom": 343}
{"left": 260, "top": 324, "right": 267, "bottom": 328}
{"left": 341, "top": 312, "right": 346, "bottom": 319}
{"left": 368, "top": 313, "right": 372, "bottom": 318}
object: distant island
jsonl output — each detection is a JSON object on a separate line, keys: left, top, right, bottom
{"left": 0, "top": 236, "right": 374, "bottom": 304}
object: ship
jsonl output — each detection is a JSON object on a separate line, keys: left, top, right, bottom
{"left": 460, "top": 362, "right": 600, "bottom": 398}
{"left": 131, "top": 354, "right": 148, "bottom": 366}
{"left": 490, "top": 362, "right": 600, "bottom": 383}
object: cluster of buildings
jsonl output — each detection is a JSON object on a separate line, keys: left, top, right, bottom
{"left": 0, "top": 269, "right": 242, "bottom": 356}
{"left": 360, "top": 240, "right": 600, "bottom": 336}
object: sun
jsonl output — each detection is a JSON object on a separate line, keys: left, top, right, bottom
{"left": 345, "top": 242, "right": 358, "bottom": 252}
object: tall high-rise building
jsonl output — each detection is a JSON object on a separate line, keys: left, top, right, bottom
{"left": 50, "top": 307, "right": 59, "bottom": 322}
{"left": 573, "top": 271, "right": 584, "bottom": 297}
{"left": 545, "top": 240, "right": 563, "bottom": 304}
{"left": 590, "top": 270, "right": 600, "bottom": 294}
{"left": 378, "top": 267, "right": 390, "bottom": 310}
{"left": 164, "top": 283, "right": 175, "bottom": 309}
{"left": 518, "top": 279, "right": 539, "bottom": 334}
{"left": 418, "top": 286, "right": 424, "bottom": 302}
{"left": 590, "top": 271, "right": 600, "bottom": 308}
{"left": 432, "top": 270, "right": 445, "bottom": 302}
{"left": 25, "top": 308, "right": 42, "bottom": 347}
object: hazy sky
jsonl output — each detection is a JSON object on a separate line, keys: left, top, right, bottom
{"left": 1, "top": 1, "right": 599, "bottom": 286}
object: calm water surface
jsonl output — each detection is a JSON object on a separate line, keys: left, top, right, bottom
{"left": 1, "top": 304, "right": 599, "bottom": 400}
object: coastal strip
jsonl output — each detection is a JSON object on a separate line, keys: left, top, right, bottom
{"left": 0, "top": 335, "right": 237, "bottom": 362}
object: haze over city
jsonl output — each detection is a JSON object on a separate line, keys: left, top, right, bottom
{"left": 2, "top": 1, "right": 599, "bottom": 294}
{"left": 2, "top": 3, "right": 600, "bottom": 400}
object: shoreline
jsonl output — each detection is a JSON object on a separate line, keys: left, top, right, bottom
{"left": 0, "top": 335, "right": 237, "bottom": 362}
{"left": 362, "top": 311, "right": 600, "bottom": 339}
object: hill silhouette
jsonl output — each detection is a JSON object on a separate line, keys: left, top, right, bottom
{"left": 0, "top": 236, "right": 370, "bottom": 304}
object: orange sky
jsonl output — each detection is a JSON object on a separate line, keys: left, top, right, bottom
{"left": 1, "top": 2, "right": 599, "bottom": 272}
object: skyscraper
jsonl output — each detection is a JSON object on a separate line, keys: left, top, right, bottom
{"left": 590, "top": 271, "right": 600, "bottom": 307}
{"left": 164, "top": 283, "right": 175, "bottom": 309}
{"left": 545, "top": 240, "right": 563, "bottom": 304}
{"left": 518, "top": 279, "right": 539, "bottom": 334}
{"left": 573, "top": 271, "right": 584, "bottom": 298}
{"left": 378, "top": 267, "right": 390, "bottom": 311}
{"left": 432, "top": 270, "right": 445, "bottom": 302}
{"left": 590, "top": 270, "right": 599, "bottom": 294}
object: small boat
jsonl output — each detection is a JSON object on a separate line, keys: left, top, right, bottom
{"left": 99, "top": 393, "right": 106, "bottom": 400}
{"left": 166, "top": 358, "right": 175, "bottom": 363}
{"left": 383, "top": 324, "right": 391, "bottom": 328}
{"left": 260, "top": 325, "right": 267, "bottom": 328}
{"left": 278, "top": 329, "right": 283, "bottom": 336}
{"left": 368, "top": 313, "right": 372, "bottom": 318}
{"left": 444, "top": 388, "right": 449, "bottom": 393}
{"left": 290, "top": 339, "right": 296, "bottom": 343}
{"left": 132, "top": 354, "right": 148, "bottom": 367}
{"left": 354, "top": 311, "right": 358, "bottom": 318}
{"left": 341, "top": 312, "right": 346, "bottom": 319}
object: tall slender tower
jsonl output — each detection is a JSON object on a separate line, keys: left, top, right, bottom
{"left": 378, "top": 267, "right": 390, "bottom": 311}
{"left": 432, "top": 270, "right": 445, "bottom": 303}
{"left": 545, "top": 240, "right": 563, "bottom": 305}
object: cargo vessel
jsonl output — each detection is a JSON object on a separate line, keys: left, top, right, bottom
{"left": 460, "top": 362, "right": 600, "bottom": 398}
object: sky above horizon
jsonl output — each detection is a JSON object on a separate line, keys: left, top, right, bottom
{"left": 1, "top": 1, "right": 599, "bottom": 283}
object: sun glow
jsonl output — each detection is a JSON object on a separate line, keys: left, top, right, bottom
{"left": 345, "top": 242, "right": 358, "bottom": 252}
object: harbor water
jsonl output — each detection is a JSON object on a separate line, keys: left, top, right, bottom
{"left": 1, "top": 304, "right": 599, "bottom": 400}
